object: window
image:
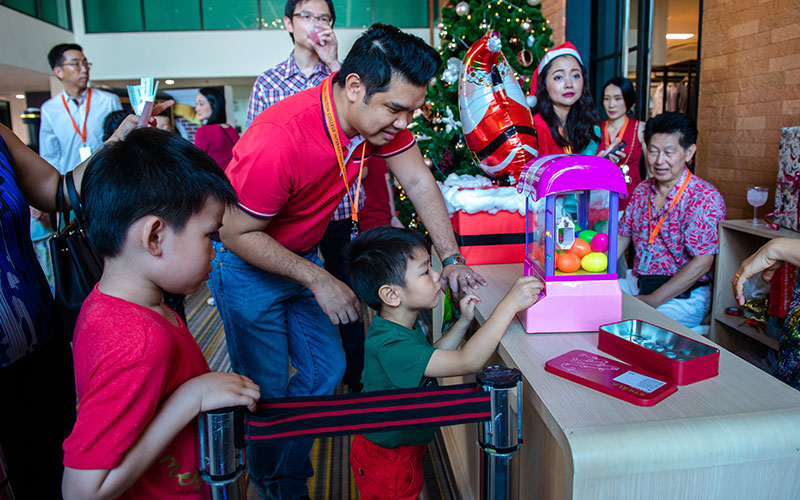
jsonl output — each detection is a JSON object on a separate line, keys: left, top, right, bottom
{"left": 83, "top": 0, "right": 429, "bottom": 33}
{"left": 1, "top": 0, "right": 71, "bottom": 30}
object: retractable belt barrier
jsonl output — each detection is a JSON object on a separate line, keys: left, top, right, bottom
{"left": 198, "top": 366, "right": 522, "bottom": 500}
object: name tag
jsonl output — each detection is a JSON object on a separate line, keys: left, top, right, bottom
{"left": 79, "top": 145, "right": 92, "bottom": 162}
{"left": 637, "top": 249, "right": 653, "bottom": 273}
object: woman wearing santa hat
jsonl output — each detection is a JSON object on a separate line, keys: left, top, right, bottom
{"left": 530, "top": 42, "right": 621, "bottom": 158}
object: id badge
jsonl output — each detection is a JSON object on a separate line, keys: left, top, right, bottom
{"left": 79, "top": 145, "right": 92, "bottom": 162}
{"left": 637, "top": 249, "right": 653, "bottom": 273}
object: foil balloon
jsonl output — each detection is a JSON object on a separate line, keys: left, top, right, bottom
{"left": 458, "top": 33, "right": 538, "bottom": 180}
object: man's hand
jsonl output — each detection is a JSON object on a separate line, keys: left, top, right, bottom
{"left": 312, "top": 28, "right": 340, "bottom": 71}
{"left": 635, "top": 294, "right": 660, "bottom": 308}
{"left": 441, "top": 264, "right": 487, "bottom": 294}
{"left": 310, "top": 274, "right": 361, "bottom": 325}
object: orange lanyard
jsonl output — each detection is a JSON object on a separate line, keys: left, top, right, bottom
{"left": 647, "top": 171, "right": 692, "bottom": 245}
{"left": 321, "top": 77, "right": 367, "bottom": 231}
{"left": 61, "top": 88, "right": 92, "bottom": 143}
{"left": 603, "top": 116, "right": 629, "bottom": 152}
{"left": 557, "top": 125, "right": 572, "bottom": 154}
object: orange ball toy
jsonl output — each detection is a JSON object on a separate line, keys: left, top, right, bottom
{"left": 557, "top": 252, "right": 581, "bottom": 273}
{"left": 570, "top": 238, "right": 592, "bottom": 258}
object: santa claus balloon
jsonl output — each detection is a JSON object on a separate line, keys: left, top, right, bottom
{"left": 458, "top": 32, "right": 538, "bottom": 180}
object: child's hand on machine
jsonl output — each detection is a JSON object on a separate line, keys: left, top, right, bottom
{"left": 458, "top": 293, "right": 481, "bottom": 323}
{"left": 501, "top": 276, "right": 544, "bottom": 312}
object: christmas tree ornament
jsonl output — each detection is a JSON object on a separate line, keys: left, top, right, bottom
{"left": 517, "top": 49, "right": 534, "bottom": 67}
{"left": 448, "top": 41, "right": 458, "bottom": 51}
{"left": 458, "top": 32, "right": 538, "bottom": 179}
{"left": 526, "top": 34, "right": 536, "bottom": 47}
{"left": 509, "top": 36, "right": 520, "bottom": 47}
{"left": 522, "top": 20, "right": 532, "bottom": 32}
{"left": 455, "top": 1, "right": 470, "bottom": 16}
{"left": 455, "top": 140, "right": 466, "bottom": 152}
{"left": 527, "top": 0, "right": 541, "bottom": 5}
{"left": 437, "top": 22, "right": 445, "bottom": 30}
{"left": 429, "top": 76, "right": 438, "bottom": 86}
{"left": 479, "top": 21, "right": 491, "bottom": 30}
{"left": 441, "top": 56, "right": 463, "bottom": 85}
{"left": 439, "top": 29, "right": 448, "bottom": 39}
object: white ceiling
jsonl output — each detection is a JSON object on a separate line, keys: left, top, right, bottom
{"left": 0, "top": 63, "right": 51, "bottom": 95}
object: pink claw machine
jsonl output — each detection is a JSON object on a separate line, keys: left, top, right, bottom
{"left": 517, "top": 154, "right": 628, "bottom": 333}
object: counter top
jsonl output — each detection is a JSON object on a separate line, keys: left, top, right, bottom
{"left": 468, "top": 263, "right": 800, "bottom": 499}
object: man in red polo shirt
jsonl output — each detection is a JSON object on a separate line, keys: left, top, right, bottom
{"left": 209, "top": 24, "right": 485, "bottom": 499}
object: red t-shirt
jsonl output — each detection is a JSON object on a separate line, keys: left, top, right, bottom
{"left": 194, "top": 123, "right": 239, "bottom": 170}
{"left": 359, "top": 157, "right": 392, "bottom": 231}
{"left": 226, "top": 75, "right": 415, "bottom": 253}
{"left": 64, "top": 287, "right": 211, "bottom": 499}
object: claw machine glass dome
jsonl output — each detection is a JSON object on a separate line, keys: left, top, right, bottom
{"left": 517, "top": 155, "right": 628, "bottom": 333}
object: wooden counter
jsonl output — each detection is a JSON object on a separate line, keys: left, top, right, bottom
{"left": 442, "top": 263, "right": 800, "bottom": 500}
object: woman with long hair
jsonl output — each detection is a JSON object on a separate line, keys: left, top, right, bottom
{"left": 530, "top": 43, "right": 620, "bottom": 158}
{"left": 599, "top": 76, "right": 645, "bottom": 208}
{"left": 194, "top": 87, "right": 239, "bottom": 169}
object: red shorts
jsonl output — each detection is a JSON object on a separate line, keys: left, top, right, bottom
{"left": 349, "top": 434, "right": 426, "bottom": 500}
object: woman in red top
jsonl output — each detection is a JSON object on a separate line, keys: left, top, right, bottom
{"left": 599, "top": 77, "right": 645, "bottom": 208}
{"left": 194, "top": 87, "right": 239, "bottom": 170}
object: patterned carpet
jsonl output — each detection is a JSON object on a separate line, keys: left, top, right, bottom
{"left": 185, "top": 284, "right": 461, "bottom": 500}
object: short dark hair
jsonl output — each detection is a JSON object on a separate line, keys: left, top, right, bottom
{"left": 48, "top": 43, "right": 84, "bottom": 69}
{"left": 335, "top": 23, "right": 442, "bottom": 102}
{"left": 644, "top": 112, "right": 698, "bottom": 149}
{"left": 602, "top": 76, "right": 637, "bottom": 113}
{"left": 199, "top": 87, "right": 227, "bottom": 125}
{"left": 346, "top": 226, "right": 431, "bottom": 311}
{"left": 82, "top": 128, "right": 237, "bottom": 258}
{"left": 285, "top": 0, "right": 336, "bottom": 42}
{"left": 102, "top": 110, "right": 131, "bottom": 142}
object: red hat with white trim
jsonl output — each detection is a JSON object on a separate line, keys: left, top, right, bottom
{"left": 526, "top": 41, "right": 584, "bottom": 108}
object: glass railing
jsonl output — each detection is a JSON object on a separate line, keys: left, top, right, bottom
{"left": 83, "top": 0, "right": 430, "bottom": 33}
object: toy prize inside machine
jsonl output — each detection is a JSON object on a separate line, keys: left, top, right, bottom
{"left": 517, "top": 154, "right": 627, "bottom": 333}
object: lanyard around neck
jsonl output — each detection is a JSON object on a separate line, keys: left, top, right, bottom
{"left": 61, "top": 88, "right": 92, "bottom": 143}
{"left": 321, "top": 76, "right": 367, "bottom": 227}
{"left": 557, "top": 124, "right": 572, "bottom": 154}
{"left": 647, "top": 171, "right": 692, "bottom": 245}
{"left": 603, "top": 116, "right": 629, "bottom": 149}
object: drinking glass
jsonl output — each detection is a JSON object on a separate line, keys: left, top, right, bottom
{"left": 746, "top": 186, "right": 769, "bottom": 225}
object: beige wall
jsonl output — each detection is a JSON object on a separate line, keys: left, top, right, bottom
{"left": 695, "top": 0, "right": 800, "bottom": 219}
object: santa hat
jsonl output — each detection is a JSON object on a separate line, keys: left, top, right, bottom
{"left": 526, "top": 42, "right": 584, "bottom": 108}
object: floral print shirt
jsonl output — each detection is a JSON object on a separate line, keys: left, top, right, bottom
{"left": 620, "top": 168, "right": 726, "bottom": 281}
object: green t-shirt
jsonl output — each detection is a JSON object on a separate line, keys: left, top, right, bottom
{"left": 361, "top": 315, "right": 437, "bottom": 449}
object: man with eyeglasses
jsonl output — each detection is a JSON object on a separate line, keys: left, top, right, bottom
{"left": 246, "top": 0, "right": 339, "bottom": 127}
{"left": 39, "top": 44, "right": 122, "bottom": 174}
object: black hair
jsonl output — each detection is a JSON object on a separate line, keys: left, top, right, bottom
{"left": 199, "top": 87, "right": 226, "bottom": 125}
{"left": 285, "top": 0, "right": 336, "bottom": 42}
{"left": 644, "top": 112, "right": 697, "bottom": 149}
{"left": 102, "top": 110, "right": 130, "bottom": 142}
{"left": 533, "top": 55, "right": 600, "bottom": 153}
{"left": 345, "top": 226, "right": 431, "bottom": 311}
{"left": 334, "top": 23, "right": 442, "bottom": 102}
{"left": 602, "top": 76, "right": 637, "bottom": 113}
{"left": 48, "top": 43, "right": 84, "bottom": 69}
{"left": 82, "top": 128, "right": 237, "bottom": 258}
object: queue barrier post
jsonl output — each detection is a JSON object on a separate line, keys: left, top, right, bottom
{"left": 477, "top": 365, "right": 523, "bottom": 500}
{"left": 198, "top": 406, "right": 246, "bottom": 500}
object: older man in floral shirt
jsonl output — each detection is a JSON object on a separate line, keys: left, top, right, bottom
{"left": 617, "top": 112, "right": 726, "bottom": 333}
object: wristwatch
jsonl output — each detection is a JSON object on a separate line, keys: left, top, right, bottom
{"left": 442, "top": 253, "right": 466, "bottom": 267}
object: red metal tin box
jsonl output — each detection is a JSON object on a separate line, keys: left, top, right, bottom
{"left": 598, "top": 319, "right": 719, "bottom": 385}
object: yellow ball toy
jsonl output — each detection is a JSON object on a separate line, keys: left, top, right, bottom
{"left": 581, "top": 252, "right": 608, "bottom": 273}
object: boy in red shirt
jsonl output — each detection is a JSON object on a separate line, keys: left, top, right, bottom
{"left": 345, "top": 227, "right": 543, "bottom": 499}
{"left": 61, "top": 128, "right": 260, "bottom": 500}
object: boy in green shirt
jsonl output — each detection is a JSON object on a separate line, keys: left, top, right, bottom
{"left": 346, "top": 226, "right": 543, "bottom": 499}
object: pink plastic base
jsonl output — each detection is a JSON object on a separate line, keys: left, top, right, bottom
{"left": 519, "top": 279, "right": 622, "bottom": 333}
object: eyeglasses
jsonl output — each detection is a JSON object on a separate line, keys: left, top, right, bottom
{"left": 293, "top": 11, "right": 332, "bottom": 25}
{"left": 60, "top": 61, "right": 93, "bottom": 70}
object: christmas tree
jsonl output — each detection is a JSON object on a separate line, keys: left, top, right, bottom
{"left": 397, "top": 0, "right": 554, "bottom": 231}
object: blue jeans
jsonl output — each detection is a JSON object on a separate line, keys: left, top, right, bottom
{"left": 208, "top": 242, "right": 345, "bottom": 499}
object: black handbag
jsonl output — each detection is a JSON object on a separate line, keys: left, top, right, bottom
{"left": 638, "top": 275, "right": 708, "bottom": 299}
{"left": 49, "top": 171, "right": 103, "bottom": 340}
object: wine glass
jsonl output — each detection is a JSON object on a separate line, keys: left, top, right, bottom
{"left": 746, "top": 186, "right": 769, "bottom": 225}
